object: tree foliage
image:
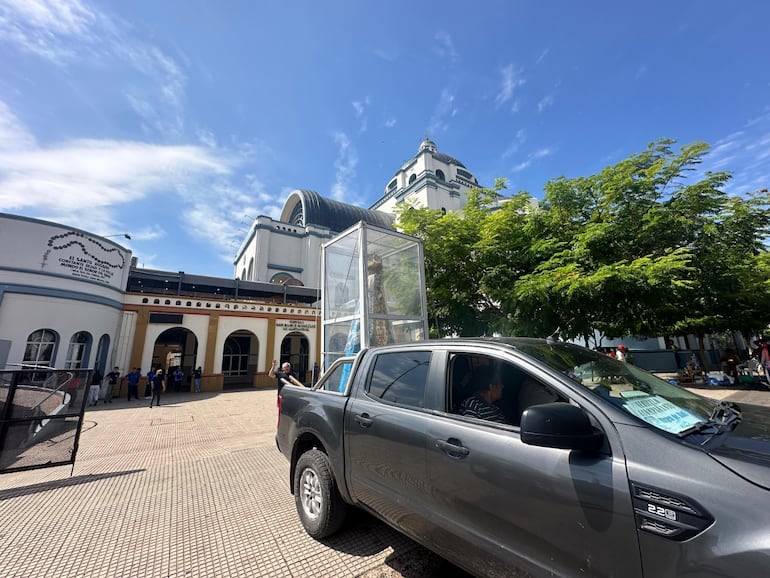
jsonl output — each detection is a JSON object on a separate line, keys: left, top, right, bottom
{"left": 395, "top": 139, "right": 770, "bottom": 346}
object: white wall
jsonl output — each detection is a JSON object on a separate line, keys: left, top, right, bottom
{"left": 212, "top": 316, "right": 269, "bottom": 373}
{"left": 0, "top": 293, "right": 122, "bottom": 369}
{"left": 141, "top": 313, "right": 210, "bottom": 373}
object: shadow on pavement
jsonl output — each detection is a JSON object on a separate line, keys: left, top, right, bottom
{"left": 0, "top": 469, "right": 145, "bottom": 501}
{"left": 322, "top": 508, "right": 472, "bottom": 577}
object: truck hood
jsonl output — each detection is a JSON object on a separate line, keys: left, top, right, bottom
{"left": 707, "top": 403, "right": 770, "bottom": 491}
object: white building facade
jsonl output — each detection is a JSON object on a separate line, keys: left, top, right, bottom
{"left": 234, "top": 139, "right": 481, "bottom": 285}
{"left": 1, "top": 140, "right": 482, "bottom": 389}
{"left": 0, "top": 214, "right": 131, "bottom": 372}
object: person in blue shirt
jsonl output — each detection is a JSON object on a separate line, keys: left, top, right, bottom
{"left": 144, "top": 367, "right": 155, "bottom": 399}
{"left": 173, "top": 367, "right": 184, "bottom": 392}
{"left": 126, "top": 367, "right": 141, "bottom": 401}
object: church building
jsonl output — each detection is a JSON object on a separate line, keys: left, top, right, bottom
{"left": 234, "top": 138, "right": 480, "bottom": 286}
{"left": 0, "top": 140, "right": 481, "bottom": 392}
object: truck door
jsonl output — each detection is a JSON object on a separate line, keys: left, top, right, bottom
{"left": 344, "top": 349, "right": 438, "bottom": 539}
{"left": 425, "top": 352, "right": 642, "bottom": 577}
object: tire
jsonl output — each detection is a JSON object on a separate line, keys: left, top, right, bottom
{"left": 293, "top": 448, "right": 347, "bottom": 539}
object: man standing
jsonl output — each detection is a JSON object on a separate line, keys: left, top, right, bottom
{"left": 88, "top": 369, "right": 102, "bottom": 406}
{"left": 104, "top": 366, "right": 120, "bottom": 404}
{"left": 145, "top": 367, "right": 155, "bottom": 399}
{"left": 126, "top": 367, "right": 141, "bottom": 401}
{"left": 193, "top": 366, "right": 202, "bottom": 393}
{"left": 268, "top": 360, "right": 303, "bottom": 397}
{"left": 173, "top": 366, "right": 184, "bottom": 392}
{"left": 149, "top": 369, "right": 166, "bottom": 408}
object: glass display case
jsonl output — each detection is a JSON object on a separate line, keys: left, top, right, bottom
{"left": 321, "top": 222, "right": 428, "bottom": 370}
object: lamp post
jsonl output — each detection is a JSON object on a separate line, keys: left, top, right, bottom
{"left": 104, "top": 233, "right": 132, "bottom": 240}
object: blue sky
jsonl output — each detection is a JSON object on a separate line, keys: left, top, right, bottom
{"left": 1, "top": 0, "right": 768, "bottom": 279}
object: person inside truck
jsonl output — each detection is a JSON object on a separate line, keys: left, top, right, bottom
{"left": 459, "top": 365, "right": 507, "bottom": 423}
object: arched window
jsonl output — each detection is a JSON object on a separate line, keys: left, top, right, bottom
{"left": 408, "top": 174, "right": 417, "bottom": 184}
{"left": 247, "top": 258, "right": 254, "bottom": 280}
{"left": 222, "top": 336, "right": 249, "bottom": 376}
{"left": 435, "top": 169, "right": 445, "bottom": 181}
{"left": 270, "top": 272, "right": 294, "bottom": 284}
{"left": 95, "top": 334, "right": 110, "bottom": 373}
{"left": 65, "top": 331, "right": 92, "bottom": 369}
{"left": 24, "top": 329, "right": 58, "bottom": 367}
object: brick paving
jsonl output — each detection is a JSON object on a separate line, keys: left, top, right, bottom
{"left": 2, "top": 384, "right": 767, "bottom": 578}
{"left": 0, "top": 389, "right": 454, "bottom": 578}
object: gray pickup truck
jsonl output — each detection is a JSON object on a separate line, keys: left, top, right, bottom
{"left": 275, "top": 337, "right": 770, "bottom": 577}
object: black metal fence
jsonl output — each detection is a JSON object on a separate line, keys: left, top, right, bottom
{"left": 0, "top": 368, "right": 91, "bottom": 474}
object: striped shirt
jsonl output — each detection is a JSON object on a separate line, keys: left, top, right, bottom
{"left": 459, "top": 394, "right": 507, "bottom": 423}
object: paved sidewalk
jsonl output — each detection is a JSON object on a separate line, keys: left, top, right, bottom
{"left": 0, "top": 390, "right": 455, "bottom": 578}
{"left": 2, "top": 385, "right": 767, "bottom": 578}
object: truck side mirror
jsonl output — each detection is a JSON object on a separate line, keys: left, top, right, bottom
{"left": 520, "top": 403, "right": 604, "bottom": 452}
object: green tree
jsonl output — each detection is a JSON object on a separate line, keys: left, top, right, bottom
{"left": 397, "top": 139, "right": 770, "bottom": 349}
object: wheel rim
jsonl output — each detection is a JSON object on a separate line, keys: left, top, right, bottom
{"left": 299, "top": 467, "right": 322, "bottom": 520}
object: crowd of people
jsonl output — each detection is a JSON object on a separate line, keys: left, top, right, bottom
{"left": 85, "top": 365, "right": 204, "bottom": 408}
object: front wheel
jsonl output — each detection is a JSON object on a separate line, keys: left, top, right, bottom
{"left": 294, "top": 449, "right": 347, "bottom": 538}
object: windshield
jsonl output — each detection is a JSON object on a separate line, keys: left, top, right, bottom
{"left": 507, "top": 338, "right": 718, "bottom": 436}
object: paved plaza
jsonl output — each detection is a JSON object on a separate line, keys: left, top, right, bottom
{"left": 1, "top": 384, "right": 768, "bottom": 578}
{"left": 0, "top": 388, "right": 460, "bottom": 578}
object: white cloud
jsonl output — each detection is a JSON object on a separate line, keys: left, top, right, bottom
{"left": 0, "top": 0, "right": 188, "bottom": 135}
{"left": 330, "top": 131, "right": 358, "bottom": 203}
{"left": 536, "top": 48, "right": 550, "bottom": 64}
{"left": 434, "top": 30, "right": 459, "bottom": 64}
{"left": 511, "top": 147, "right": 556, "bottom": 173}
{"left": 196, "top": 129, "right": 217, "bottom": 148}
{"left": 352, "top": 97, "right": 370, "bottom": 133}
{"left": 384, "top": 117, "right": 397, "bottom": 129}
{"left": 183, "top": 185, "right": 255, "bottom": 264}
{"left": 495, "top": 63, "right": 526, "bottom": 109}
{"left": 502, "top": 129, "right": 527, "bottom": 159}
{"left": 537, "top": 94, "right": 554, "bottom": 113}
{"left": 707, "top": 111, "right": 770, "bottom": 195}
{"left": 0, "top": 100, "right": 36, "bottom": 151}
{"left": 0, "top": 0, "right": 98, "bottom": 62}
{"left": 371, "top": 47, "right": 398, "bottom": 62}
{"left": 428, "top": 88, "right": 458, "bottom": 135}
{"left": 0, "top": 99, "right": 266, "bottom": 263}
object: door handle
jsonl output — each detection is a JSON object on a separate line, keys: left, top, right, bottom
{"left": 354, "top": 413, "right": 374, "bottom": 428}
{"left": 435, "top": 438, "right": 470, "bottom": 458}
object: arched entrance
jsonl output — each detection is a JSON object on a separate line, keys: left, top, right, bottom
{"left": 152, "top": 327, "right": 199, "bottom": 392}
{"left": 280, "top": 331, "right": 310, "bottom": 384}
{"left": 221, "top": 330, "right": 259, "bottom": 389}
{"left": 94, "top": 334, "right": 110, "bottom": 374}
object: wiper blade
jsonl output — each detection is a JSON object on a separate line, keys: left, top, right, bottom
{"left": 677, "top": 401, "right": 741, "bottom": 439}
{"left": 677, "top": 421, "right": 719, "bottom": 438}
{"left": 708, "top": 400, "right": 741, "bottom": 424}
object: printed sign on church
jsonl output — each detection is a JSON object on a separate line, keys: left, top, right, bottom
{"left": 276, "top": 319, "right": 317, "bottom": 333}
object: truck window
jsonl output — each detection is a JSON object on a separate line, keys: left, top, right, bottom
{"left": 318, "top": 360, "right": 354, "bottom": 392}
{"left": 367, "top": 351, "right": 431, "bottom": 408}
